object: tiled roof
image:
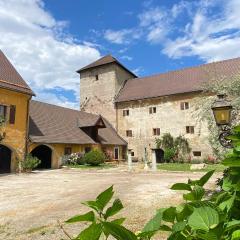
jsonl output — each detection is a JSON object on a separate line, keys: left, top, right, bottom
{"left": 77, "top": 54, "right": 137, "bottom": 77}
{"left": 115, "top": 57, "right": 240, "bottom": 102}
{"left": 0, "top": 50, "right": 34, "bottom": 96}
{"left": 29, "top": 100, "right": 127, "bottom": 145}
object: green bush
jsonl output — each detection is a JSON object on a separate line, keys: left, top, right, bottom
{"left": 83, "top": 149, "right": 106, "bottom": 166}
{"left": 22, "top": 154, "right": 41, "bottom": 172}
{"left": 163, "top": 148, "right": 176, "bottom": 162}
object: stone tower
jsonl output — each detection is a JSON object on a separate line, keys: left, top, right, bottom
{"left": 77, "top": 55, "right": 136, "bottom": 128}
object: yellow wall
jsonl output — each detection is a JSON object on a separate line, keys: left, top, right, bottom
{"left": 0, "top": 88, "right": 31, "bottom": 171}
{"left": 28, "top": 143, "right": 99, "bottom": 168}
{"left": 28, "top": 143, "right": 126, "bottom": 167}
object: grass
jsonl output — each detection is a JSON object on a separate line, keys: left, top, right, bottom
{"left": 157, "top": 163, "right": 226, "bottom": 172}
{"left": 66, "top": 163, "right": 117, "bottom": 169}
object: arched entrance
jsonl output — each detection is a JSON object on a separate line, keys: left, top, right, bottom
{"left": 0, "top": 145, "right": 11, "bottom": 173}
{"left": 31, "top": 145, "right": 52, "bottom": 169}
{"left": 155, "top": 149, "right": 164, "bottom": 163}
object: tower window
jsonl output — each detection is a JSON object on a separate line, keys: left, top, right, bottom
{"left": 123, "top": 109, "right": 129, "bottom": 116}
{"left": 126, "top": 130, "right": 133, "bottom": 137}
{"left": 95, "top": 74, "right": 99, "bottom": 81}
{"left": 186, "top": 126, "right": 194, "bottom": 134}
{"left": 153, "top": 128, "right": 160, "bottom": 136}
{"left": 131, "top": 152, "right": 134, "bottom": 157}
{"left": 149, "top": 107, "right": 156, "bottom": 114}
{"left": 180, "top": 102, "right": 189, "bottom": 110}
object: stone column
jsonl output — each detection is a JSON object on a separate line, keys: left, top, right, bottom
{"left": 151, "top": 149, "right": 157, "bottom": 171}
{"left": 127, "top": 149, "right": 132, "bottom": 171}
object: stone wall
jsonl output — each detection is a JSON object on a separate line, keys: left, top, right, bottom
{"left": 80, "top": 63, "right": 134, "bottom": 128}
{"left": 116, "top": 92, "right": 213, "bottom": 162}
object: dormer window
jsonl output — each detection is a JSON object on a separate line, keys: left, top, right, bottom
{"left": 95, "top": 74, "right": 99, "bottom": 81}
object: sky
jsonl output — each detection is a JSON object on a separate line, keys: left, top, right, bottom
{"left": 0, "top": 0, "right": 240, "bottom": 109}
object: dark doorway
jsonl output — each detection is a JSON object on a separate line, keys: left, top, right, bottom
{"left": 155, "top": 149, "right": 164, "bottom": 163}
{"left": 0, "top": 145, "right": 11, "bottom": 173}
{"left": 31, "top": 145, "right": 52, "bottom": 169}
{"left": 114, "top": 147, "right": 119, "bottom": 160}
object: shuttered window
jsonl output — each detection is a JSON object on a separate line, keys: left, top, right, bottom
{"left": 149, "top": 107, "right": 156, "bottom": 114}
{"left": 186, "top": 126, "right": 194, "bottom": 134}
{"left": 126, "top": 130, "right": 133, "bottom": 137}
{"left": 123, "top": 109, "right": 129, "bottom": 116}
{"left": 153, "top": 128, "right": 160, "bottom": 136}
{"left": 9, "top": 105, "right": 16, "bottom": 124}
{"left": 180, "top": 102, "right": 189, "bottom": 110}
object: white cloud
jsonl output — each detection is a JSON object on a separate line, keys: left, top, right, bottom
{"left": 0, "top": 0, "right": 101, "bottom": 109}
{"left": 120, "top": 55, "right": 133, "bottom": 61}
{"left": 104, "top": 29, "right": 142, "bottom": 44}
{"left": 163, "top": 0, "right": 240, "bottom": 62}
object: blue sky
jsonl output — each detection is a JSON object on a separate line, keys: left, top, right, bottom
{"left": 0, "top": 0, "right": 240, "bottom": 108}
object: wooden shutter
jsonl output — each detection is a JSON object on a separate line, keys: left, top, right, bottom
{"left": 9, "top": 105, "right": 16, "bottom": 124}
{"left": 180, "top": 102, "right": 184, "bottom": 110}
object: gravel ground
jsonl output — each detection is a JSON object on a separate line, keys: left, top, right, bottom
{"left": 0, "top": 168, "right": 219, "bottom": 240}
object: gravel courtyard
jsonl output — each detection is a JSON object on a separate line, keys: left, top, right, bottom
{"left": 0, "top": 168, "right": 219, "bottom": 240}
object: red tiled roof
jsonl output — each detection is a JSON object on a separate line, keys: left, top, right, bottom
{"left": 77, "top": 54, "right": 137, "bottom": 77}
{"left": 0, "top": 50, "right": 34, "bottom": 96}
{"left": 115, "top": 57, "right": 240, "bottom": 102}
{"left": 29, "top": 100, "right": 127, "bottom": 145}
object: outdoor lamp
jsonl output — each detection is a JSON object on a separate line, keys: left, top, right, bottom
{"left": 211, "top": 94, "right": 233, "bottom": 148}
{"left": 211, "top": 94, "right": 232, "bottom": 126}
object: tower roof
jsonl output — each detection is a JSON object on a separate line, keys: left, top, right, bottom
{"left": 77, "top": 54, "right": 137, "bottom": 77}
{"left": 0, "top": 50, "right": 34, "bottom": 96}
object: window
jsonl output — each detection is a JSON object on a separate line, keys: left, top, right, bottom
{"left": 180, "top": 102, "right": 189, "bottom": 110}
{"left": 193, "top": 151, "right": 202, "bottom": 157}
{"left": 186, "top": 126, "right": 195, "bottom": 134}
{"left": 126, "top": 130, "right": 133, "bottom": 137}
{"left": 153, "top": 128, "right": 160, "bottom": 136}
{"left": 9, "top": 105, "right": 16, "bottom": 124}
{"left": 0, "top": 105, "right": 7, "bottom": 120}
{"left": 123, "top": 109, "right": 129, "bottom": 116}
{"left": 64, "top": 147, "right": 72, "bottom": 155}
{"left": 95, "top": 74, "right": 99, "bottom": 81}
{"left": 149, "top": 107, "right": 157, "bottom": 114}
{"left": 131, "top": 152, "right": 134, "bottom": 157}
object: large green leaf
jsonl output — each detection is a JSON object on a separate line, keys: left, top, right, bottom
{"left": 171, "top": 183, "right": 192, "bottom": 191}
{"left": 219, "top": 193, "right": 236, "bottom": 212}
{"left": 183, "top": 186, "right": 205, "bottom": 201}
{"left": 103, "top": 222, "right": 137, "bottom": 240}
{"left": 232, "top": 230, "right": 240, "bottom": 240}
{"left": 66, "top": 211, "right": 95, "bottom": 223}
{"left": 105, "top": 198, "right": 124, "bottom": 219}
{"left": 75, "top": 223, "right": 102, "bottom": 240}
{"left": 188, "top": 207, "right": 219, "bottom": 231}
{"left": 142, "top": 209, "right": 164, "bottom": 233}
{"left": 96, "top": 185, "right": 114, "bottom": 210}
{"left": 82, "top": 200, "right": 100, "bottom": 212}
{"left": 163, "top": 207, "right": 176, "bottom": 223}
{"left": 172, "top": 221, "right": 186, "bottom": 233}
{"left": 197, "top": 231, "right": 218, "bottom": 240}
{"left": 197, "top": 170, "right": 215, "bottom": 187}
{"left": 226, "top": 220, "right": 240, "bottom": 231}
{"left": 222, "top": 157, "right": 240, "bottom": 167}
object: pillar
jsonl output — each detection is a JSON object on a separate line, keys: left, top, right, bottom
{"left": 151, "top": 149, "right": 157, "bottom": 171}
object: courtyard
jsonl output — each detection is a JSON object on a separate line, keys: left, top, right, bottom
{"left": 0, "top": 168, "right": 219, "bottom": 240}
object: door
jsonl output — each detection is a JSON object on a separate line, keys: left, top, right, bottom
{"left": 114, "top": 147, "right": 119, "bottom": 160}
{"left": 0, "top": 145, "right": 11, "bottom": 173}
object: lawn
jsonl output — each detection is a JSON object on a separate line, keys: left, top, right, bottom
{"left": 157, "top": 163, "right": 226, "bottom": 172}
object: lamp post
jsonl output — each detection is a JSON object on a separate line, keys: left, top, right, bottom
{"left": 211, "top": 94, "right": 233, "bottom": 148}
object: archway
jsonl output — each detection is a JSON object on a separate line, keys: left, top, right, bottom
{"left": 0, "top": 144, "right": 11, "bottom": 173}
{"left": 31, "top": 145, "right": 52, "bottom": 169}
{"left": 155, "top": 149, "right": 164, "bottom": 163}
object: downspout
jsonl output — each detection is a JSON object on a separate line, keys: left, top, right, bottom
{"left": 25, "top": 96, "right": 31, "bottom": 158}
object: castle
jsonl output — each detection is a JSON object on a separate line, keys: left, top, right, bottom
{"left": 1, "top": 50, "right": 240, "bottom": 173}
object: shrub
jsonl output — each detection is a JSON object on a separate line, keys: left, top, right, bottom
{"left": 203, "top": 155, "right": 217, "bottom": 164}
{"left": 163, "top": 148, "right": 176, "bottom": 162}
{"left": 83, "top": 149, "right": 106, "bottom": 166}
{"left": 62, "top": 152, "right": 85, "bottom": 165}
{"left": 22, "top": 154, "right": 41, "bottom": 172}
